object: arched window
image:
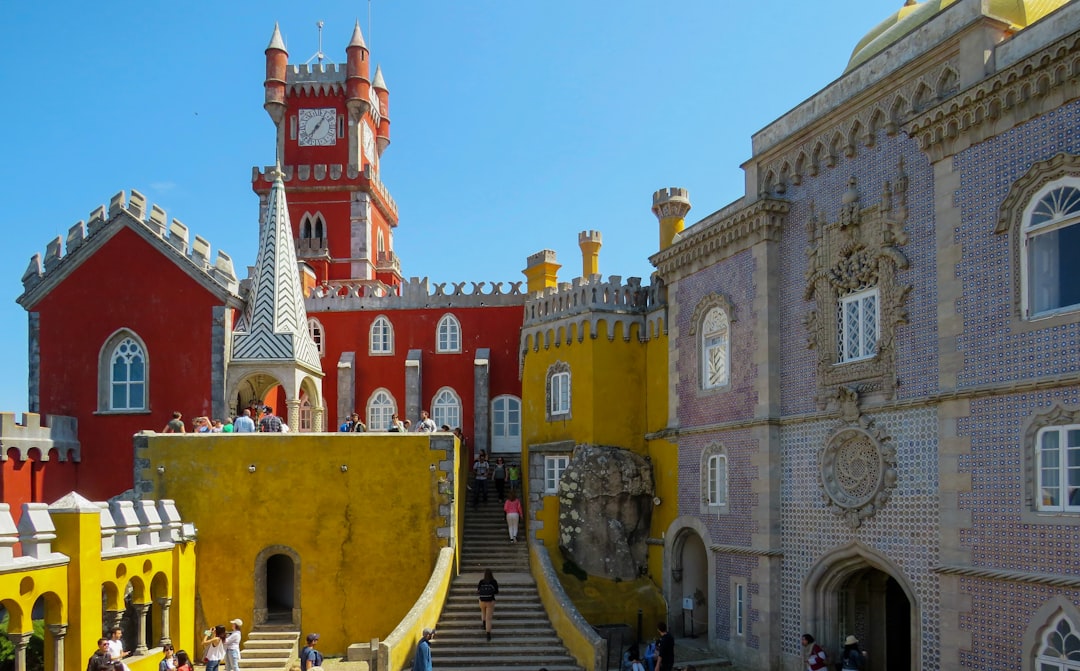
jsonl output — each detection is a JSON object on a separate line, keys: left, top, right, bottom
{"left": 546, "top": 361, "right": 571, "bottom": 420}
{"left": 377, "top": 229, "right": 386, "bottom": 253}
{"left": 99, "top": 330, "right": 148, "bottom": 413}
{"left": 307, "top": 318, "right": 325, "bottom": 357}
{"left": 838, "top": 285, "right": 879, "bottom": 363}
{"left": 1036, "top": 614, "right": 1080, "bottom": 670}
{"left": 701, "top": 307, "right": 730, "bottom": 389}
{"left": 367, "top": 389, "right": 396, "bottom": 431}
{"left": 700, "top": 444, "right": 729, "bottom": 514}
{"left": 1024, "top": 182, "right": 1080, "bottom": 317}
{"left": 299, "top": 213, "right": 326, "bottom": 240}
{"left": 431, "top": 387, "right": 461, "bottom": 430}
{"left": 370, "top": 316, "right": 393, "bottom": 354}
{"left": 436, "top": 314, "right": 461, "bottom": 353}
{"left": 491, "top": 395, "right": 521, "bottom": 452}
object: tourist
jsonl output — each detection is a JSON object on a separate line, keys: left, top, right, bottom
{"left": 412, "top": 627, "right": 435, "bottom": 671}
{"left": 233, "top": 409, "right": 256, "bottom": 433}
{"left": 225, "top": 619, "right": 242, "bottom": 671}
{"left": 477, "top": 568, "right": 499, "bottom": 641}
{"left": 194, "top": 417, "right": 211, "bottom": 433}
{"left": 801, "top": 633, "right": 828, "bottom": 670}
{"left": 504, "top": 491, "right": 523, "bottom": 542}
{"left": 339, "top": 415, "right": 356, "bottom": 432}
{"left": 174, "top": 650, "right": 193, "bottom": 671}
{"left": 202, "top": 625, "right": 226, "bottom": 671}
{"left": 655, "top": 622, "right": 674, "bottom": 671}
{"left": 388, "top": 413, "right": 405, "bottom": 432}
{"left": 106, "top": 626, "right": 131, "bottom": 671}
{"left": 158, "top": 643, "right": 176, "bottom": 671}
{"left": 493, "top": 457, "right": 507, "bottom": 501}
{"left": 351, "top": 413, "right": 367, "bottom": 432}
{"left": 87, "top": 638, "right": 112, "bottom": 671}
{"left": 415, "top": 410, "right": 437, "bottom": 432}
{"left": 210, "top": 419, "right": 224, "bottom": 433}
{"left": 473, "top": 452, "right": 491, "bottom": 507}
{"left": 840, "top": 635, "right": 864, "bottom": 670}
{"left": 300, "top": 633, "right": 324, "bottom": 670}
{"left": 259, "top": 406, "right": 283, "bottom": 432}
{"left": 507, "top": 461, "right": 521, "bottom": 494}
{"left": 162, "top": 411, "right": 186, "bottom": 433}
{"left": 222, "top": 417, "right": 234, "bottom": 433}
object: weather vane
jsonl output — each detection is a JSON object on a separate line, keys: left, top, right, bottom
{"left": 305, "top": 20, "right": 335, "bottom": 65}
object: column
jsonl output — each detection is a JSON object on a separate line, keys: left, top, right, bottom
{"left": 286, "top": 399, "right": 301, "bottom": 432}
{"left": 105, "top": 610, "right": 123, "bottom": 631}
{"left": 157, "top": 598, "right": 172, "bottom": 647}
{"left": 133, "top": 603, "right": 151, "bottom": 655}
{"left": 46, "top": 624, "right": 66, "bottom": 671}
{"left": 7, "top": 632, "right": 30, "bottom": 671}
{"left": 313, "top": 405, "right": 325, "bottom": 433}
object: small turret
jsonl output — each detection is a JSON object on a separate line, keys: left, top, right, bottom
{"left": 578, "top": 230, "right": 602, "bottom": 278}
{"left": 652, "top": 187, "right": 691, "bottom": 251}
{"left": 264, "top": 23, "right": 289, "bottom": 125}
{"left": 373, "top": 65, "right": 391, "bottom": 154}
{"left": 345, "top": 20, "right": 372, "bottom": 118}
{"left": 523, "top": 250, "right": 561, "bottom": 293}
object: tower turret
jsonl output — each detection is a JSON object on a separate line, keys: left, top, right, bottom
{"left": 652, "top": 187, "right": 691, "bottom": 251}
{"left": 345, "top": 21, "right": 372, "bottom": 120}
{"left": 373, "top": 65, "right": 391, "bottom": 154}
{"left": 264, "top": 23, "right": 289, "bottom": 126}
{"left": 578, "top": 230, "right": 602, "bottom": 278}
{"left": 523, "top": 250, "right": 561, "bottom": 293}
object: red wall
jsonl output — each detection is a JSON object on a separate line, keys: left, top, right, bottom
{"left": 31, "top": 226, "right": 224, "bottom": 501}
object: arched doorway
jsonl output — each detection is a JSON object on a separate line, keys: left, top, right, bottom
{"left": 664, "top": 517, "right": 715, "bottom": 643}
{"left": 254, "top": 546, "right": 301, "bottom": 626}
{"left": 804, "top": 543, "right": 918, "bottom": 670}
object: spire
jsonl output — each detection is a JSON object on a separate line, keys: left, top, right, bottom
{"left": 372, "top": 64, "right": 387, "bottom": 90}
{"left": 230, "top": 173, "right": 321, "bottom": 373}
{"left": 267, "top": 22, "right": 287, "bottom": 52}
{"left": 349, "top": 19, "right": 367, "bottom": 49}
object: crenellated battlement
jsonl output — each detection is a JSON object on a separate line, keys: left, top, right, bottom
{"left": 252, "top": 164, "right": 398, "bottom": 219}
{"left": 651, "top": 187, "right": 692, "bottom": 220}
{"left": 0, "top": 412, "right": 79, "bottom": 463}
{"left": 18, "top": 190, "right": 240, "bottom": 305}
{"left": 523, "top": 274, "right": 663, "bottom": 326}
{"left": 306, "top": 276, "right": 527, "bottom": 311}
{"left": 286, "top": 63, "right": 346, "bottom": 95}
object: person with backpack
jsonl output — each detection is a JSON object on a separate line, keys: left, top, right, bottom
{"left": 300, "top": 633, "right": 323, "bottom": 670}
{"left": 477, "top": 568, "right": 499, "bottom": 641}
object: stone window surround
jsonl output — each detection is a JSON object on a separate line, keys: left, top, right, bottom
{"left": 700, "top": 443, "right": 730, "bottom": 515}
{"left": 96, "top": 328, "right": 151, "bottom": 415}
{"left": 838, "top": 286, "right": 880, "bottom": 363}
{"left": 366, "top": 387, "right": 397, "bottom": 431}
{"left": 436, "top": 313, "right": 461, "bottom": 354}
{"left": 1021, "top": 404, "right": 1080, "bottom": 526}
{"left": 546, "top": 361, "right": 571, "bottom": 421}
{"left": 689, "top": 293, "right": 736, "bottom": 393}
{"left": 996, "top": 154, "right": 1080, "bottom": 333}
{"left": 369, "top": 315, "right": 394, "bottom": 355}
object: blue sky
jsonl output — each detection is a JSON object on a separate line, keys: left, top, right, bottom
{"left": 0, "top": 0, "right": 903, "bottom": 413}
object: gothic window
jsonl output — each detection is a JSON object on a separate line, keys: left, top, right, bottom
{"left": 1036, "top": 424, "right": 1080, "bottom": 512}
{"left": 545, "top": 454, "right": 569, "bottom": 494}
{"left": 431, "top": 387, "right": 461, "bottom": 431}
{"left": 838, "top": 286, "right": 879, "bottom": 362}
{"left": 99, "top": 330, "right": 148, "bottom": 413}
{"left": 1023, "top": 182, "right": 1080, "bottom": 318}
{"left": 370, "top": 316, "right": 393, "bottom": 354}
{"left": 1036, "top": 615, "right": 1080, "bottom": 670}
{"left": 299, "top": 213, "right": 325, "bottom": 240}
{"left": 436, "top": 314, "right": 461, "bottom": 353}
{"left": 701, "top": 307, "right": 730, "bottom": 389}
{"left": 700, "top": 444, "right": 730, "bottom": 513}
{"left": 546, "top": 361, "right": 571, "bottom": 420}
{"left": 307, "top": 318, "right": 325, "bottom": 357}
{"left": 378, "top": 230, "right": 386, "bottom": 253}
{"left": 299, "top": 394, "right": 313, "bottom": 432}
{"left": 367, "top": 389, "right": 396, "bottom": 431}
{"left": 491, "top": 395, "right": 522, "bottom": 452}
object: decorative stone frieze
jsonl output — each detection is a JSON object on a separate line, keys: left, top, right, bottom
{"left": 803, "top": 162, "right": 911, "bottom": 407}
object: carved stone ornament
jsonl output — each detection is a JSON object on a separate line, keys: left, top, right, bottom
{"left": 803, "top": 161, "right": 912, "bottom": 408}
{"left": 819, "top": 387, "right": 898, "bottom": 529}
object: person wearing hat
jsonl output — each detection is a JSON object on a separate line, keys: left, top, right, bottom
{"left": 412, "top": 627, "right": 435, "bottom": 671}
{"left": 224, "top": 619, "right": 243, "bottom": 671}
{"left": 300, "top": 633, "right": 324, "bottom": 670}
{"left": 840, "top": 635, "right": 864, "bottom": 670}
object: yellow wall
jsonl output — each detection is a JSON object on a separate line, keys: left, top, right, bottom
{"left": 140, "top": 433, "right": 455, "bottom": 657}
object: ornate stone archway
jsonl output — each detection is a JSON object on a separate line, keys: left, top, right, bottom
{"left": 663, "top": 516, "right": 715, "bottom": 643}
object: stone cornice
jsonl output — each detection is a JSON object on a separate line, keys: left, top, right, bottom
{"left": 650, "top": 198, "right": 788, "bottom": 279}
{"left": 905, "top": 30, "right": 1080, "bottom": 161}
{"left": 935, "top": 563, "right": 1080, "bottom": 589}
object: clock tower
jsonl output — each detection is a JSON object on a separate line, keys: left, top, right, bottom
{"left": 253, "top": 22, "right": 400, "bottom": 288}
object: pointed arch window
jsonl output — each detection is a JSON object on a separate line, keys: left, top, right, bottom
{"left": 1023, "top": 182, "right": 1080, "bottom": 318}
{"left": 431, "top": 387, "right": 461, "bottom": 431}
{"left": 307, "top": 318, "right": 325, "bottom": 357}
{"left": 367, "top": 389, "right": 396, "bottom": 431}
{"left": 1036, "top": 615, "right": 1080, "bottom": 670}
{"left": 370, "top": 316, "right": 394, "bottom": 355}
{"left": 299, "top": 213, "right": 325, "bottom": 240}
{"left": 99, "top": 330, "right": 149, "bottom": 413}
{"left": 437, "top": 314, "right": 461, "bottom": 353}
{"left": 701, "top": 307, "right": 730, "bottom": 389}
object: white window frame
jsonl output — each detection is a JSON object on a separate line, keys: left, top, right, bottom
{"left": 1036, "top": 614, "right": 1080, "bottom": 671}
{"left": 307, "top": 318, "right": 325, "bottom": 357}
{"left": 550, "top": 371, "right": 570, "bottom": 417}
{"left": 1022, "top": 180, "right": 1080, "bottom": 319}
{"left": 707, "top": 454, "right": 728, "bottom": 507}
{"left": 436, "top": 314, "right": 461, "bottom": 353}
{"left": 838, "top": 286, "right": 879, "bottom": 363}
{"left": 544, "top": 455, "right": 569, "bottom": 494}
{"left": 370, "top": 315, "right": 394, "bottom": 355}
{"left": 299, "top": 397, "right": 313, "bottom": 432}
{"left": 701, "top": 307, "right": 730, "bottom": 390}
{"left": 431, "top": 387, "right": 461, "bottom": 430}
{"left": 735, "top": 583, "right": 745, "bottom": 637}
{"left": 367, "top": 389, "right": 396, "bottom": 431}
{"left": 1036, "top": 424, "right": 1080, "bottom": 512}
{"left": 109, "top": 336, "right": 147, "bottom": 411}
{"left": 491, "top": 395, "right": 522, "bottom": 453}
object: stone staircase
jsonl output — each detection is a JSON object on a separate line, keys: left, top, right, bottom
{"left": 237, "top": 624, "right": 300, "bottom": 670}
{"left": 432, "top": 498, "right": 585, "bottom": 671}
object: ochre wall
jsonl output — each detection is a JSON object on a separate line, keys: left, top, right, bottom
{"left": 141, "top": 432, "right": 456, "bottom": 656}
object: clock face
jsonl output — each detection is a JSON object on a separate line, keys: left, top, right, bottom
{"left": 298, "top": 108, "right": 337, "bottom": 147}
{"left": 363, "top": 124, "right": 377, "bottom": 169}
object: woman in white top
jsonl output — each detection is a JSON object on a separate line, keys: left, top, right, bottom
{"left": 202, "top": 625, "right": 227, "bottom": 671}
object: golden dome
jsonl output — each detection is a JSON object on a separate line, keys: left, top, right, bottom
{"left": 845, "top": 0, "right": 1070, "bottom": 72}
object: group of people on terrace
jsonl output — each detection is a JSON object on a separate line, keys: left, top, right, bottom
{"left": 159, "top": 406, "right": 281, "bottom": 434}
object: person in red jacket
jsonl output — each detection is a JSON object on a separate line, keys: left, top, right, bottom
{"left": 801, "top": 633, "right": 829, "bottom": 671}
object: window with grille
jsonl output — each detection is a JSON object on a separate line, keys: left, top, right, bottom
{"left": 367, "top": 390, "right": 396, "bottom": 430}
{"left": 838, "top": 287, "right": 879, "bottom": 362}
{"left": 1036, "top": 615, "right": 1080, "bottom": 670}
{"left": 701, "top": 307, "right": 730, "bottom": 389}
{"left": 370, "top": 316, "right": 393, "bottom": 354}
{"left": 431, "top": 387, "right": 461, "bottom": 430}
{"left": 110, "top": 337, "right": 146, "bottom": 411}
{"left": 437, "top": 314, "right": 461, "bottom": 353}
